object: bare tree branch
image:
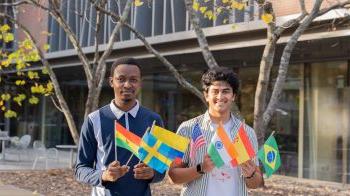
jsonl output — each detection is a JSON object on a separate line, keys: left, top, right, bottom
{"left": 275, "top": 12, "right": 308, "bottom": 35}
{"left": 92, "top": 0, "right": 107, "bottom": 70}
{"left": 95, "top": 5, "right": 206, "bottom": 104}
{"left": 299, "top": 0, "right": 307, "bottom": 14}
{"left": 263, "top": 0, "right": 324, "bottom": 126}
{"left": 28, "top": 0, "right": 93, "bottom": 89}
{"left": 184, "top": 0, "right": 219, "bottom": 69}
{"left": 84, "top": 0, "right": 133, "bottom": 117}
{"left": 317, "top": 0, "right": 350, "bottom": 16}
{"left": 0, "top": 0, "right": 27, "bottom": 7}
{"left": 50, "top": 96, "right": 63, "bottom": 112}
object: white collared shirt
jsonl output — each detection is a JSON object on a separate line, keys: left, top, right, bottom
{"left": 109, "top": 100, "right": 140, "bottom": 130}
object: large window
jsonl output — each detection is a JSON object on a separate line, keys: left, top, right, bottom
{"left": 141, "top": 70, "right": 206, "bottom": 131}
{"left": 303, "top": 61, "right": 349, "bottom": 183}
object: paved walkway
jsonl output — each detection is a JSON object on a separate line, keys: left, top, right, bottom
{"left": 0, "top": 185, "right": 40, "bottom": 196}
{"left": 0, "top": 149, "right": 74, "bottom": 195}
{"left": 0, "top": 149, "right": 74, "bottom": 170}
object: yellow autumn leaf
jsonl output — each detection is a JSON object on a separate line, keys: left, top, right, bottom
{"left": 231, "top": 1, "right": 245, "bottom": 10}
{"left": 4, "top": 33, "right": 14, "bottom": 43}
{"left": 199, "top": 6, "right": 207, "bottom": 13}
{"left": 1, "top": 106, "right": 6, "bottom": 111}
{"left": 1, "top": 93, "right": 11, "bottom": 101}
{"left": 8, "top": 51, "right": 19, "bottom": 60}
{"left": 28, "top": 71, "right": 39, "bottom": 79}
{"left": 4, "top": 110, "right": 17, "bottom": 118}
{"left": 204, "top": 10, "right": 214, "bottom": 20}
{"left": 0, "top": 34, "right": 2, "bottom": 40}
{"left": 42, "top": 67, "right": 49, "bottom": 74}
{"left": 19, "top": 94, "right": 26, "bottom": 99}
{"left": 261, "top": 13, "right": 273, "bottom": 24}
{"left": 0, "top": 100, "right": 3, "bottom": 107}
{"left": 16, "top": 59, "right": 26, "bottom": 70}
{"left": 0, "top": 24, "right": 10, "bottom": 32}
{"left": 17, "top": 71, "right": 25, "bottom": 76}
{"left": 38, "top": 85, "right": 46, "bottom": 94}
{"left": 134, "top": 0, "right": 143, "bottom": 6}
{"left": 13, "top": 94, "right": 26, "bottom": 106}
{"left": 21, "top": 39, "right": 33, "bottom": 50}
{"left": 29, "top": 96, "right": 39, "bottom": 104}
{"left": 15, "top": 80, "right": 26, "bottom": 86}
{"left": 43, "top": 44, "right": 50, "bottom": 51}
{"left": 216, "top": 7, "right": 223, "bottom": 14}
{"left": 193, "top": 1, "right": 200, "bottom": 11}
{"left": 46, "top": 82, "right": 54, "bottom": 94}
{"left": 13, "top": 97, "right": 22, "bottom": 106}
{"left": 1, "top": 59, "right": 11, "bottom": 67}
{"left": 31, "top": 84, "right": 42, "bottom": 94}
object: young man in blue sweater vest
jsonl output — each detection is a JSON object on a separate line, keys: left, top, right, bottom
{"left": 75, "top": 57, "right": 165, "bottom": 196}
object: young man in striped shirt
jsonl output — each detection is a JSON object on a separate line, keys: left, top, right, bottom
{"left": 169, "top": 67, "right": 263, "bottom": 195}
{"left": 75, "top": 57, "right": 164, "bottom": 196}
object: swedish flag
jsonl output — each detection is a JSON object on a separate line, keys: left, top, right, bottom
{"left": 258, "top": 134, "right": 281, "bottom": 178}
{"left": 138, "top": 132, "right": 182, "bottom": 173}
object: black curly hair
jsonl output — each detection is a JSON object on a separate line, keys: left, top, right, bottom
{"left": 201, "top": 67, "right": 240, "bottom": 94}
{"left": 110, "top": 57, "right": 141, "bottom": 77}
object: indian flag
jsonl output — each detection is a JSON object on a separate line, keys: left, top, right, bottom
{"left": 207, "top": 125, "right": 238, "bottom": 168}
{"left": 115, "top": 121, "right": 141, "bottom": 157}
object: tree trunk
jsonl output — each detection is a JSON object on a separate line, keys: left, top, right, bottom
{"left": 263, "top": 0, "right": 323, "bottom": 125}
{"left": 254, "top": 36, "right": 277, "bottom": 145}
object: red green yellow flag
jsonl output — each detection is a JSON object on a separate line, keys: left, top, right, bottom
{"left": 115, "top": 121, "right": 141, "bottom": 157}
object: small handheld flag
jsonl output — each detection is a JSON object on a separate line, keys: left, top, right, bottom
{"left": 138, "top": 132, "right": 181, "bottom": 173}
{"left": 207, "top": 121, "right": 255, "bottom": 168}
{"left": 115, "top": 121, "right": 142, "bottom": 158}
{"left": 258, "top": 133, "right": 281, "bottom": 178}
{"left": 151, "top": 125, "right": 190, "bottom": 159}
{"left": 190, "top": 123, "right": 206, "bottom": 161}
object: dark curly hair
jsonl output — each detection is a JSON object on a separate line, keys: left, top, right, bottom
{"left": 201, "top": 67, "right": 240, "bottom": 94}
{"left": 110, "top": 57, "right": 141, "bottom": 77}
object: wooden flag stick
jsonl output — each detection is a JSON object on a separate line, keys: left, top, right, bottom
{"left": 126, "top": 126, "right": 151, "bottom": 166}
{"left": 125, "top": 153, "right": 134, "bottom": 166}
{"left": 269, "top": 131, "right": 276, "bottom": 138}
{"left": 114, "top": 120, "right": 118, "bottom": 161}
{"left": 137, "top": 121, "right": 156, "bottom": 164}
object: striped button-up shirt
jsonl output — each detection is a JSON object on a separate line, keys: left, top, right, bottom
{"left": 176, "top": 111, "right": 259, "bottom": 196}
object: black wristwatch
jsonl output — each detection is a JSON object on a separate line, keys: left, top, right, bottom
{"left": 196, "top": 163, "right": 205, "bottom": 174}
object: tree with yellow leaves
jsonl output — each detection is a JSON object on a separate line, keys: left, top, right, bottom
{"left": 0, "top": 24, "right": 53, "bottom": 119}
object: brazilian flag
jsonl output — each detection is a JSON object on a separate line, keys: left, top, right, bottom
{"left": 258, "top": 135, "right": 281, "bottom": 178}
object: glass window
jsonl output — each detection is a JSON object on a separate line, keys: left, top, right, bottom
{"left": 303, "top": 61, "right": 349, "bottom": 183}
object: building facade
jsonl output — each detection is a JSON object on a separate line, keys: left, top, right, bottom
{"left": 1, "top": 0, "right": 349, "bottom": 184}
